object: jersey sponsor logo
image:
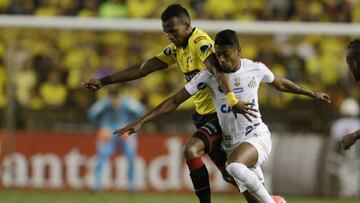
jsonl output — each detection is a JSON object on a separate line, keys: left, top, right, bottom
{"left": 194, "top": 36, "right": 207, "bottom": 44}
{"left": 248, "top": 77, "right": 257, "bottom": 88}
{"left": 220, "top": 104, "right": 232, "bottom": 113}
{"left": 163, "top": 47, "right": 172, "bottom": 56}
{"left": 197, "top": 82, "right": 207, "bottom": 90}
{"left": 248, "top": 98, "right": 256, "bottom": 108}
{"left": 184, "top": 69, "right": 200, "bottom": 82}
{"left": 233, "top": 87, "right": 244, "bottom": 94}
{"left": 200, "top": 43, "right": 212, "bottom": 53}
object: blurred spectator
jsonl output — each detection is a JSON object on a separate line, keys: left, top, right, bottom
{"left": 39, "top": 70, "right": 68, "bottom": 107}
{"left": 328, "top": 0, "right": 352, "bottom": 22}
{"left": 15, "top": 59, "right": 37, "bottom": 107}
{"left": 266, "top": 0, "right": 294, "bottom": 21}
{"left": 99, "top": 0, "right": 128, "bottom": 18}
{"left": 189, "top": 0, "right": 207, "bottom": 19}
{"left": 205, "top": 0, "right": 236, "bottom": 19}
{"left": 77, "top": 0, "right": 98, "bottom": 17}
{"left": 88, "top": 86, "right": 145, "bottom": 193}
{"left": 127, "top": 0, "right": 156, "bottom": 18}
{"left": 34, "top": 0, "right": 57, "bottom": 16}
{"left": 5, "top": 0, "right": 34, "bottom": 15}
{"left": 57, "top": 0, "right": 80, "bottom": 16}
{"left": 0, "top": 0, "right": 357, "bottom": 22}
{"left": 0, "top": 62, "right": 6, "bottom": 107}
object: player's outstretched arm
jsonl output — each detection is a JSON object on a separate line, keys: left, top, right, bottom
{"left": 268, "top": 76, "right": 331, "bottom": 103}
{"left": 113, "top": 87, "right": 192, "bottom": 137}
{"left": 204, "top": 54, "right": 258, "bottom": 121}
{"left": 342, "top": 129, "right": 360, "bottom": 150}
{"left": 82, "top": 57, "right": 168, "bottom": 91}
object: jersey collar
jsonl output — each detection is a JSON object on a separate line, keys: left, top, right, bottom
{"left": 181, "top": 27, "right": 196, "bottom": 48}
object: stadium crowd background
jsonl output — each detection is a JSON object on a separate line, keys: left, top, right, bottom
{"left": 0, "top": 0, "right": 359, "bottom": 133}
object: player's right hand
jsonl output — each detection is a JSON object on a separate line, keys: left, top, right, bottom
{"left": 231, "top": 100, "right": 258, "bottom": 122}
{"left": 82, "top": 79, "right": 103, "bottom": 92}
{"left": 341, "top": 133, "right": 357, "bottom": 150}
{"left": 113, "top": 121, "right": 142, "bottom": 138}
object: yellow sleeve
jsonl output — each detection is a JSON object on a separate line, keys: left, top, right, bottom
{"left": 155, "top": 44, "right": 176, "bottom": 66}
{"left": 191, "top": 35, "right": 215, "bottom": 63}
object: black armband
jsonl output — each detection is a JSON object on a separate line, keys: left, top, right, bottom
{"left": 100, "top": 76, "right": 112, "bottom": 86}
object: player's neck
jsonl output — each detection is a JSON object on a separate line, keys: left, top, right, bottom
{"left": 233, "top": 59, "right": 241, "bottom": 72}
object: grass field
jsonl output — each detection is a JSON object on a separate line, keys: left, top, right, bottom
{"left": 0, "top": 190, "right": 359, "bottom": 203}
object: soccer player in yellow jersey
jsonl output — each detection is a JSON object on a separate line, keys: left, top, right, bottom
{"left": 83, "top": 4, "right": 281, "bottom": 203}
{"left": 341, "top": 39, "right": 360, "bottom": 150}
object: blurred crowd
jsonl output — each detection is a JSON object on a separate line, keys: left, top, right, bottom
{"left": 0, "top": 29, "right": 357, "bottom": 112}
{"left": 0, "top": 0, "right": 359, "bottom": 22}
{"left": 0, "top": 0, "right": 358, "bottom": 118}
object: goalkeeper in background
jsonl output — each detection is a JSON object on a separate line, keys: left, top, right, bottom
{"left": 88, "top": 86, "right": 145, "bottom": 193}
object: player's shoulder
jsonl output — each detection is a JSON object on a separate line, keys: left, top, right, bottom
{"left": 162, "top": 43, "right": 176, "bottom": 55}
{"left": 242, "top": 58, "right": 268, "bottom": 71}
{"left": 189, "top": 28, "right": 213, "bottom": 46}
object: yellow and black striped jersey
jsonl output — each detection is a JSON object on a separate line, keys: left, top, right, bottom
{"left": 156, "top": 27, "right": 216, "bottom": 115}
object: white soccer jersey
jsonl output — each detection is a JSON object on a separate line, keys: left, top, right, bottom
{"left": 185, "top": 58, "right": 274, "bottom": 151}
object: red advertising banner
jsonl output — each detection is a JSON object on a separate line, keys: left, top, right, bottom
{"left": 0, "top": 131, "right": 232, "bottom": 192}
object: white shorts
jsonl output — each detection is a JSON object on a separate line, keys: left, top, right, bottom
{"left": 241, "top": 129, "right": 272, "bottom": 167}
{"left": 224, "top": 126, "right": 272, "bottom": 167}
{"left": 224, "top": 126, "right": 272, "bottom": 192}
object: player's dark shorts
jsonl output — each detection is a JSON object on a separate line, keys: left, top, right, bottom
{"left": 192, "top": 112, "right": 227, "bottom": 168}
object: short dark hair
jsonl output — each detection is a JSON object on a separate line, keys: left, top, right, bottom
{"left": 161, "top": 4, "right": 190, "bottom": 24}
{"left": 347, "top": 39, "right": 360, "bottom": 56}
{"left": 215, "top": 29, "right": 239, "bottom": 47}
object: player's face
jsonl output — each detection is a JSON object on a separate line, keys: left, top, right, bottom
{"left": 162, "top": 17, "right": 190, "bottom": 47}
{"left": 346, "top": 50, "right": 360, "bottom": 81}
{"left": 215, "top": 44, "right": 240, "bottom": 73}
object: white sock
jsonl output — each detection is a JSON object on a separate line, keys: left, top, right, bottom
{"left": 226, "top": 163, "right": 274, "bottom": 203}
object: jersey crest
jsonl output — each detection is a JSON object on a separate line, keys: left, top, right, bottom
{"left": 163, "top": 47, "right": 172, "bottom": 56}
{"left": 234, "top": 78, "right": 240, "bottom": 87}
{"left": 248, "top": 77, "right": 257, "bottom": 88}
{"left": 200, "top": 43, "right": 212, "bottom": 53}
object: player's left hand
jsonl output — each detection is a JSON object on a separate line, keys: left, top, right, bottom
{"left": 341, "top": 133, "right": 357, "bottom": 150}
{"left": 312, "top": 92, "right": 331, "bottom": 103}
{"left": 113, "top": 121, "right": 142, "bottom": 137}
{"left": 231, "top": 100, "right": 258, "bottom": 122}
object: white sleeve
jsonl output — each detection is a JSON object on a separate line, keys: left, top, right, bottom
{"left": 184, "top": 70, "right": 211, "bottom": 95}
{"left": 258, "top": 63, "right": 275, "bottom": 83}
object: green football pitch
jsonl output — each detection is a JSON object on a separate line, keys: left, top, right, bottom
{"left": 0, "top": 190, "right": 359, "bottom": 203}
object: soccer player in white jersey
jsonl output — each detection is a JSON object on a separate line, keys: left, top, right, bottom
{"left": 114, "top": 29, "right": 330, "bottom": 203}
{"left": 341, "top": 39, "right": 360, "bottom": 150}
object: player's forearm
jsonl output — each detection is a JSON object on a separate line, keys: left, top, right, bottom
{"left": 276, "top": 79, "right": 314, "bottom": 97}
{"left": 138, "top": 98, "right": 180, "bottom": 126}
{"left": 101, "top": 64, "right": 144, "bottom": 85}
{"left": 215, "top": 72, "right": 233, "bottom": 94}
